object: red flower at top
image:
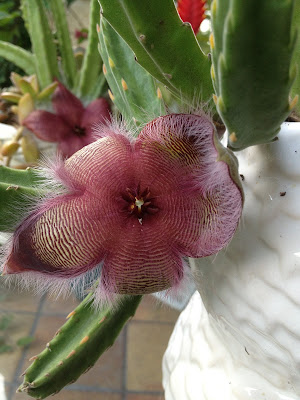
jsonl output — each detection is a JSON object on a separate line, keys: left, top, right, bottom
{"left": 23, "top": 82, "right": 111, "bottom": 158}
{"left": 177, "top": 0, "right": 206, "bottom": 34}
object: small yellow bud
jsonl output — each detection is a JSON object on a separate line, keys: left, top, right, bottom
{"left": 157, "top": 87, "right": 162, "bottom": 99}
{"left": 10, "top": 105, "right": 19, "bottom": 114}
{"left": 18, "top": 93, "right": 34, "bottom": 124}
{"left": 37, "top": 81, "right": 58, "bottom": 101}
{"left": 108, "top": 57, "right": 115, "bottom": 68}
{"left": 10, "top": 72, "right": 22, "bottom": 89}
{"left": 121, "top": 78, "right": 128, "bottom": 90}
{"left": 21, "top": 135, "right": 39, "bottom": 163}
{"left": 211, "top": 65, "right": 215, "bottom": 81}
{"left": 229, "top": 132, "right": 238, "bottom": 143}
{"left": 108, "top": 89, "right": 115, "bottom": 101}
{"left": 289, "top": 95, "right": 299, "bottom": 111}
{"left": 1, "top": 141, "right": 20, "bottom": 157}
{"left": 209, "top": 33, "right": 215, "bottom": 50}
{"left": 0, "top": 92, "right": 22, "bottom": 103}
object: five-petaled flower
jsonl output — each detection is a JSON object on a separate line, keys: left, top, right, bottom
{"left": 2, "top": 114, "right": 243, "bottom": 303}
{"left": 23, "top": 81, "right": 111, "bottom": 158}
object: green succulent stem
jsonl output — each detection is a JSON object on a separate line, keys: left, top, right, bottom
{"left": 211, "top": 0, "right": 296, "bottom": 150}
{"left": 98, "top": 17, "right": 165, "bottom": 128}
{"left": 76, "top": 0, "right": 103, "bottom": 101}
{"left": 49, "top": 0, "right": 77, "bottom": 88}
{"left": 98, "top": 0, "right": 213, "bottom": 105}
{"left": 0, "top": 41, "right": 36, "bottom": 76}
{"left": 21, "top": 0, "right": 59, "bottom": 88}
{"left": 0, "top": 166, "right": 46, "bottom": 232}
{"left": 291, "top": 0, "right": 300, "bottom": 117}
{"left": 19, "top": 294, "right": 142, "bottom": 399}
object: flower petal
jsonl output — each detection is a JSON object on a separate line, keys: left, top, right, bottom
{"left": 135, "top": 114, "right": 243, "bottom": 257}
{"left": 101, "top": 217, "right": 184, "bottom": 294}
{"left": 23, "top": 110, "right": 72, "bottom": 142}
{"left": 64, "top": 133, "right": 135, "bottom": 195}
{"left": 3, "top": 190, "right": 120, "bottom": 276}
{"left": 58, "top": 135, "right": 93, "bottom": 159}
{"left": 52, "top": 82, "right": 84, "bottom": 126}
{"left": 81, "top": 98, "right": 111, "bottom": 135}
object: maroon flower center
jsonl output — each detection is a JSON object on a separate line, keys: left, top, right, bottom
{"left": 74, "top": 124, "right": 86, "bottom": 137}
{"left": 122, "top": 184, "right": 159, "bottom": 220}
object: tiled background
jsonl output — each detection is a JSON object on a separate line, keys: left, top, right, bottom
{"left": 0, "top": 285, "right": 180, "bottom": 400}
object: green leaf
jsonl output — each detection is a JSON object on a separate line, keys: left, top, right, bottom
{"left": 0, "top": 41, "right": 35, "bottom": 75}
{"left": 0, "top": 166, "right": 47, "bottom": 232}
{"left": 21, "top": 0, "right": 59, "bottom": 88}
{"left": 20, "top": 294, "right": 142, "bottom": 399}
{"left": 49, "top": 0, "right": 77, "bottom": 88}
{"left": 98, "top": 0, "right": 213, "bottom": 105}
{"left": 99, "top": 17, "right": 165, "bottom": 127}
{"left": 17, "top": 336, "right": 35, "bottom": 347}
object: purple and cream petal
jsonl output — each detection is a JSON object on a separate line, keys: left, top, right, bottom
{"left": 52, "top": 82, "right": 84, "bottom": 126}
{"left": 23, "top": 110, "right": 72, "bottom": 142}
{"left": 64, "top": 134, "right": 135, "bottom": 195}
{"left": 3, "top": 190, "right": 120, "bottom": 277}
{"left": 100, "top": 218, "right": 184, "bottom": 295}
{"left": 135, "top": 113, "right": 243, "bottom": 257}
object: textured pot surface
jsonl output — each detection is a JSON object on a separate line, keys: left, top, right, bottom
{"left": 163, "top": 122, "right": 300, "bottom": 400}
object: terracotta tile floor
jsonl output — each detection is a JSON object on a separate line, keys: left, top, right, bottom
{"left": 0, "top": 286, "right": 180, "bottom": 400}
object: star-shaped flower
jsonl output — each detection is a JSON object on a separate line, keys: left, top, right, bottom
{"left": 2, "top": 114, "right": 243, "bottom": 303}
{"left": 23, "top": 82, "right": 111, "bottom": 158}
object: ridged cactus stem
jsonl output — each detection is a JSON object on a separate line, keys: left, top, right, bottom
{"left": 98, "top": 0, "right": 213, "bottom": 105}
{"left": 76, "top": 0, "right": 103, "bottom": 101}
{"left": 0, "top": 166, "right": 46, "bottom": 232}
{"left": 210, "top": 0, "right": 297, "bottom": 150}
{"left": 18, "top": 294, "right": 142, "bottom": 399}
{"left": 21, "top": 0, "right": 59, "bottom": 88}
{"left": 98, "top": 17, "right": 164, "bottom": 128}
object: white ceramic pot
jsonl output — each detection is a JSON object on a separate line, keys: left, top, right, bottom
{"left": 163, "top": 122, "right": 300, "bottom": 400}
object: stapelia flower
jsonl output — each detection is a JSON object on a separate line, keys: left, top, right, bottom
{"left": 2, "top": 114, "right": 243, "bottom": 301}
{"left": 23, "top": 81, "right": 111, "bottom": 158}
{"left": 177, "top": 0, "right": 206, "bottom": 34}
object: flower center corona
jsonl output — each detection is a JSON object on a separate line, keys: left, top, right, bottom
{"left": 74, "top": 124, "right": 86, "bottom": 136}
{"left": 122, "top": 183, "right": 159, "bottom": 220}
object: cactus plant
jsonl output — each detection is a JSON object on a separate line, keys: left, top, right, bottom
{"left": 19, "top": 293, "right": 142, "bottom": 399}
{"left": 98, "top": 0, "right": 213, "bottom": 105}
{"left": 210, "top": 0, "right": 297, "bottom": 150}
{"left": 98, "top": 17, "right": 165, "bottom": 127}
{"left": 0, "top": 165, "right": 46, "bottom": 231}
{"left": 0, "top": 0, "right": 300, "bottom": 398}
{"left": 0, "top": 0, "right": 106, "bottom": 101}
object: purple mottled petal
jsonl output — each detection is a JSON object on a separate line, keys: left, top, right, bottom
{"left": 52, "top": 82, "right": 84, "bottom": 126}
{"left": 81, "top": 98, "right": 111, "bottom": 135}
{"left": 64, "top": 134, "right": 135, "bottom": 194}
{"left": 101, "top": 218, "right": 184, "bottom": 295}
{"left": 58, "top": 135, "right": 93, "bottom": 159}
{"left": 23, "top": 110, "right": 73, "bottom": 142}
{"left": 136, "top": 114, "right": 243, "bottom": 257}
{"left": 4, "top": 190, "right": 121, "bottom": 276}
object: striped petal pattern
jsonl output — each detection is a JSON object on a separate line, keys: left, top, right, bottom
{"left": 3, "top": 114, "right": 243, "bottom": 296}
